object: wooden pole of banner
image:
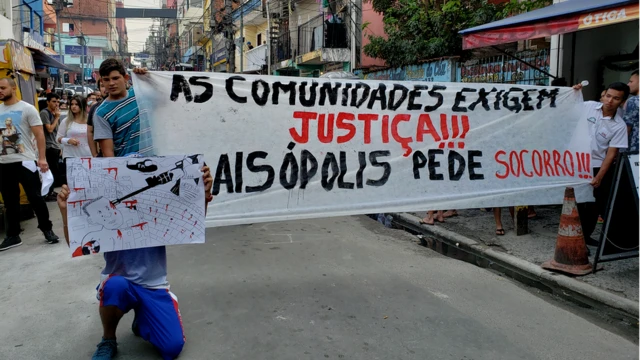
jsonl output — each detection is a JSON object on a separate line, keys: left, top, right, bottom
{"left": 514, "top": 206, "right": 529, "bottom": 236}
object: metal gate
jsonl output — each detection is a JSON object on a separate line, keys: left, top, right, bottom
{"left": 455, "top": 49, "right": 551, "bottom": 86}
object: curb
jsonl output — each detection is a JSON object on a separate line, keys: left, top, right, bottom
{"left": 390, "top": 212, "right": 639, "bottom": 319}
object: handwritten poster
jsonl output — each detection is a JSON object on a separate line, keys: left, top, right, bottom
{"left": 133, "top": 72, "right": 593, "bottom": 227}
{"left": 66, "top": 155, "right": 205, "bottom": 257}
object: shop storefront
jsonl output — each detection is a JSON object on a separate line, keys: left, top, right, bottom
{"left": 460, "top": 0, "right": 639, "bottom": 99}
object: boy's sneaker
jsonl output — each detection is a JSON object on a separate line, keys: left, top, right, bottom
{"left": 92, "top": 338, "right": 117, "bottom": 360}
{"left": 0, "top": 236, "right": 22, "bottom": 251}
{"left": 43, "top": 230, "right": 59, "bottom": 244}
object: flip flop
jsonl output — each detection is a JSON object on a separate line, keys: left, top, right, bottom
{"left": 496, "top": 228, "right": 505, "bottom": 236}
{"left": 419, "top": 219, "right": 435, "bottom": 226}
{"left": 443, "top": 210, "right": 458, "bottom": 218}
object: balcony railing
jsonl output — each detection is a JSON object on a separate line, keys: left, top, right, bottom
{"left": 272, "top": 31, "right": 292, "bottom": 63}
{"left": 297, "top": 14, "right": 348, "bottom": 56}
{"left": 232, "top": 0, "right": 261, "bottom": 22}
{"left": 244, "top": 43, "right": 267, "bottom": 72}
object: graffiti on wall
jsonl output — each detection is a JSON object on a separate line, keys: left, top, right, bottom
{"left": 362, "top": 59, "right": 454, "bottom": 82}
{"left": 456, "top": 50, "right": 551, "bottom": 86}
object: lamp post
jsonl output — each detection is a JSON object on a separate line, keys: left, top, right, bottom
{"left": 78, "top": 34, "right": 86, "bottom": 91}
{"left": 52, "top": 0, "right": 73, "bottom": 87}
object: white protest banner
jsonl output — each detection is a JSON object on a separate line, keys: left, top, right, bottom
{"left": 66, "top": 155, "right": 205, "bottom": 257}
{"left": 132, "top": 72, "right": 593, "bottom": 227}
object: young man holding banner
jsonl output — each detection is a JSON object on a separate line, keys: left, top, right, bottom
{"left": 92, "top": 59, "right": 153, "bottom": 157}
{"left": 573, "top": 82, "right": 630, "bottom": 242}
{"left": 56, "top": 59, "right": 215, "bottom": 360}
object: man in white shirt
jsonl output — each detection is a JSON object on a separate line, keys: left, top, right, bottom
{"left": 0, "top": 77, "right": 59, "bottom": 251}
{"left": 573, "top": 82, "right": 630, "bottom": 241}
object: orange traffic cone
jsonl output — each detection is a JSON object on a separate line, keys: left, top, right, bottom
{"left": 541, "top": 187, "right": 593, "bottom": 276}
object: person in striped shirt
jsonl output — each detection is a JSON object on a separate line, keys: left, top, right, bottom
{"left": 77, "top": 58, "right": 214, "bottom": 360}
{"left": 93, "top": 59, "right": 153, "bottom": 157}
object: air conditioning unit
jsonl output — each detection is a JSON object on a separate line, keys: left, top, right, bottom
{"left": 48, "top": 1, "right": 74, "bottom": 7}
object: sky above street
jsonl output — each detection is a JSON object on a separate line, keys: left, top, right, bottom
{"left": 125, "top": 0, "right": 161, "bottom": 54}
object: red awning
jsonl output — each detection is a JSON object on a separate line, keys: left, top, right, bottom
{"left": 462, "top": 3, "right": 639, "bottom": 50}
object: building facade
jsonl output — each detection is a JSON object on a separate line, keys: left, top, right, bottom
{"left": 56, "top": 0, "right": 119, "bottom": 83}
{"left": 13, "top": 0, "right": 46, "bottom": 48}
{"left": 0, "top": 0, "right": 11, "bottom": 39}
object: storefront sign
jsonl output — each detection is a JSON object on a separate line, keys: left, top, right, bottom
{"left": 463, "top": 4, "right": 639, "bottom": 50}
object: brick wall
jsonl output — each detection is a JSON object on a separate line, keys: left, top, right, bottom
{"left": 58, "top": 0, "right": 114, "bottom": 45}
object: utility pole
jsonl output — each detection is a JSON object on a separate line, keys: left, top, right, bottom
{"left": 225, "top": 0, "right": 235, "bottom": 73}
{"left": 53, "top": 0, "right": 70, "bottom": 87}
{"left": 266, "top": 0, "right": 270, "bottom": 75}
{"left": 176, "top": 18, "right": 181, "bottom": 66}
{"left": 239, "top": 6, "right": 243, "bottom": 73}
{"left": 350, "top": 0, "right": 357, "bottom": 72}
{"left": 79, "top": 34, "right": 86, "bottom": 90}
{"left": 209, "top": 0, "right": 217, "bottom": 72}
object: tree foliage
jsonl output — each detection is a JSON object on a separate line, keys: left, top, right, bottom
{"left": 364, "top": 0, "right": 551, "bottom": 68}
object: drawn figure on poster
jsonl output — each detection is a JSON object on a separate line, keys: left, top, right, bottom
{"left": 1, "top": 114, "right": 25, "bottom": 154}
{"left": 67, "top": 154, "right": 206, "bottom": 257}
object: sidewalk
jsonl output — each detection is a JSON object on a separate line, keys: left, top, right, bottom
{"left": 392, "top": 206, "right": 638, "bottom": 315}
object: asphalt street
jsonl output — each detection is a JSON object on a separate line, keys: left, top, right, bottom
{"left": 0, "top": 203, "right": 637, "bottom": 360}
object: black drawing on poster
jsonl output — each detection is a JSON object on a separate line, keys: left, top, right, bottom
{"left": 593, "top": 154, "right": 639, "bottom": 270}
{"left": 66, "top": 154, "right": 206, "bottom": 258}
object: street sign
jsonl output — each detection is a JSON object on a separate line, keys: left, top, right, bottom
{"left": 594, "top": 154, "right": 639, "bottom": 269}
{"left": 65, "top": 45, "right": 85, "bottom": 56}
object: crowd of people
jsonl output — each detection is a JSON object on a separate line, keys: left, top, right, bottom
{"left": 1, "top": 59, "right": 213, "bottom": 360}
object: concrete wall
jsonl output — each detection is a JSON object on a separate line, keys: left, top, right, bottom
{"left": 562, "top": 20, "right": 639, "bottom": 101}
{"left": 359, "top": 58, "right": 456, "bottom": 82}
{"left": 0, "top": 0, "right": 11, "bottom": 40}
{"left": 360, "top": 1, "right": 385, "bottom": 68}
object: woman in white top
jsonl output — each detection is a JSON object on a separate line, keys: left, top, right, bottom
{"left": 57, "top": 95, "right": 94, "bottom": 166}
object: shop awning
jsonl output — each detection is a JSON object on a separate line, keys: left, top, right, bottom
{"left": 460, "top": 0, "right": 639, "bottom": 50}
{"left": 27, "top": 46, "right": 73, "bottom": 71}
